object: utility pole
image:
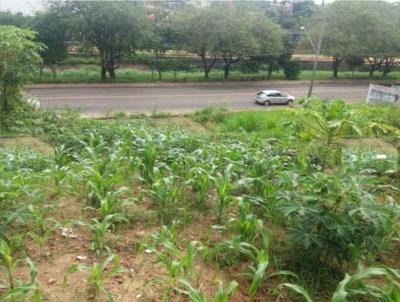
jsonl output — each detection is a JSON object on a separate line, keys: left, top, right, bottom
{"left": 303, "top": 0, "right": 326, "bottom": 100}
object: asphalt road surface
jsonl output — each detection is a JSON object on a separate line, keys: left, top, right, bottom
{"left": 27, "top": 82, "right": 370, "bottom": 114}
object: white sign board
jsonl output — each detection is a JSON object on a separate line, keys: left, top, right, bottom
{"left": 366, "top": 84, "right": 400, "bottom": 104}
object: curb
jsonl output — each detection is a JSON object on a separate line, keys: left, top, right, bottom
{"left": 26, "top": 79, "right": 399, "bottom": 90}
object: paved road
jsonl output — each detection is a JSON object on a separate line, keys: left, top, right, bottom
{"left": 27, "top": 82, "right": 369, "bottom": 114}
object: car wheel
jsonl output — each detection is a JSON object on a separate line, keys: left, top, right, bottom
{"left": 287, "top": 99, "right": 294, "bottom": 106}
{"left": 264, "top": 100, "right": 271, "bottom": 106}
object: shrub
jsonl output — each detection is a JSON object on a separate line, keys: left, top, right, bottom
{"left": 192, "top": 105, "right": 228, "bottom": 124}
{"left": 282, "top": 60, "right": 301, "bottom": 80}
{"left": 277, "top": 171, "right": 398, "bottom": 267}
{"left": 240, "top": 59, "right": 261, "bottom": 73}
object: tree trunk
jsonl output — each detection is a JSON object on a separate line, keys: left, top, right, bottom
{"left": 222, "top": 53, "right": 241, "bottom": 80}
{"left": 332, "top": 56, "right": 343, "bottom": 78}
{"left": 108, "top": 65, "right": 116, "bottom": 80}
{"left": 224, "top": 63, "right": 231, "bottom": 79}
{"left": 51, "top": 65, "right": 57, "bottom": 81}
{"left": 200, "top": 54, "right": 217, "bottom": 79}
{"left": 267, "top": 65, "right": 273, "bottom": 80}
{"left": 100, "top": 49, "right": 117, "bottom": 81}
{"left": 366, "top": 57, "right": 383, "bottom": 78}
{"left": 382, "top": 57, "right": 395, "bottom": 77}
{"left": 101, "top": 64, "right": 107, "bottom": 81}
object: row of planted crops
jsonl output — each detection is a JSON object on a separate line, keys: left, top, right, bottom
{"left": 0, "top": 99, "right": 399, "bottom": 301}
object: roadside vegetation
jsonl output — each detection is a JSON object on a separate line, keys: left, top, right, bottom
{"left": 1, "top": 1, "right": 399, "bottom": 83}
{"left": 0, "top": 97, "right": 399, "bottom": 301}
{"left": 30, "top": 65, "right": 400, "bottom": 84}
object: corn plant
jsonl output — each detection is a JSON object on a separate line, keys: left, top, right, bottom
{"left": 233, "top": 197, "right": 262, "bottom": 244}
{"left": 238, "top": 230, "right": 296, "bottom": 300}
{"left": 27, "top": 204, "right": 59, "bottom": 256}
{"left": 149, "top": 174, "right": 186, "bottom": 224}
{"left": 88, "top": 214, "right": 127, "bottom": 257}
{"left": 187, "top": 166, "right": 214, "bottom": 209}
{"left": 98, "top": 187, "right": 130, "bottom": 220}
{"left": 85, "top": 159, "right": 116, "bottom": 208}
{"left": 212, "top": 164, "right": 234, "bottom": 224}
{"left": 176, "top": 279, "right": 239, "bottom": 302}
{"left": 280, "top": 266, "right": 400, "bottom": 302}
{"left": 0, "top": 239, "right": 41, "bottom": 302}
{"left": 149, "top": 224, "right": 204, "bottom": 292}
{"left": 68, "top": 254, "right": 126, "bottom": 302}
{"left": 212, "top": 237, "right": 244, "bottom": 267}
{"left": 136, "top": 138, "right": 158, "bottom": 184}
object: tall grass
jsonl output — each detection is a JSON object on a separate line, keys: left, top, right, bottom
{"left": 29, "top": 66, "right": 400, "bottom": 84}
{"left": 217, "top": 110, "right": 295, "bottom": 138}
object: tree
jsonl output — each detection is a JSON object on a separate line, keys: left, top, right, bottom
{"left": 212, "top": 6, "right": 259, "bottom": 79}
{"left": 176, "top": 6, "right": 221, "bottom": 79}
{"left": 305, "top": 1, "right": 364, "bottom": 78}
{"left": 359, "top": 1, "right": 400, "bottom": 78}
{"left": 177, "top": 5, "right": 284, "bottom": 80}
{"left": 59, "top": 1, "right": 148, "bottom": 81}
{"left": 0, "top": 26, "right": 44, "bottom": 130}
{"left": 0, "top": 11, "right": 31, "bottom": 27}
{"left": 245, "top": 11, "right": 285, "bottom": 80}
{"left": 146, "top": 2, "right": 183, "bottom": 80}
{"left": 345, "top": 56, "right": 365, "bottom": 77}
{"left": 305, "top": 1, "right": 400, "bottom": 78}
{"left": 32, "top": 10, "right": 68, "bottom": 80}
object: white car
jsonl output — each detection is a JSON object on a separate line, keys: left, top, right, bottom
{"left": 254, "top": 90, "right": 295, "bottom": 106}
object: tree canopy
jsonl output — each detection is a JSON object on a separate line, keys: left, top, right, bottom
{"left": 303, "top": 0, "right": 400, "bottom": 77}
{"left": 58, "top": 1, "right": 149, "bottom": 81}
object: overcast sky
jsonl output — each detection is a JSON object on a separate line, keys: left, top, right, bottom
{"left": 0, "top": 0, "right": 398, "bottom": 15}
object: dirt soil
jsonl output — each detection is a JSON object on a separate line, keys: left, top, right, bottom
{"left": 343, "top": 137, "right": 397, "bottom": 153}
{"left": 12, "top": 194, "right": 255, "bottom": 302}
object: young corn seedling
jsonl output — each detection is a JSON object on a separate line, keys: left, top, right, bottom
{"left": 137, "top": 141, "right": 158, "bottom": 184}
{"left": 69, "top": 254, "right": 126, "bottom": 302}
{"left": 240, "top": 230, "right": 296, "bottom": 300}
{"left": 149, "top": 224, "right": 202, "bottom": 290}
{"left": 177, "top": 278, "right": 239, "bottom": 302}
{"left": 149, "top": 174, "right": 186, "bottom": 224}
{"left": 233, "top": 197, "right": 262, "bottom": 244}
{"left": 188, "top": 167, "right": 214, "bottom": 210}
{"left": 0, "top": 239, "right": 41, "bottom": 302}
{"left": 212, "top": 164, "right": 234, "bottom": 224}
{"left": 98, "top": 187, "right": 130, "bottom": 220}
{"left": 88, "top": 214, "right": 127, "bottom": 257}
{"left": 27, "top": 204, "right": 60, "bottom": 256}
{"left": 86, "top": 161, "right": 115, "bottom": 208}
{"left": 53, "top": 144, "right": 73, "bottom": 196}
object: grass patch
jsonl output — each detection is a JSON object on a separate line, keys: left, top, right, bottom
{"left": 30, "top": 66, "right": 400, "bottom": 84}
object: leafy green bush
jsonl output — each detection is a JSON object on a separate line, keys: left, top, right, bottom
{"left": 282, "top": 60, "right": 301, "bottom": 80}
{"left": 277, "top": 171, "right": 398, "bottom": 267}
{"left": 192, "top": 105, "right": 228, "bottom": 124}
{"left": 240, "top": 59, "right": 261, "bottom": 73}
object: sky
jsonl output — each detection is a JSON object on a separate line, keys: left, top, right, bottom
{"left": 0, "top": 0, "right": 45, "bottom": 14}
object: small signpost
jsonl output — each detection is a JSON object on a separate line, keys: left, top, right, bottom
{"left": 366, "top": 84, "right": 400, "bottom": 104}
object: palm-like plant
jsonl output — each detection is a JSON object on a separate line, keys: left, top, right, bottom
{"left": 299, "top": 100, "right": 362, "bottom": 171}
